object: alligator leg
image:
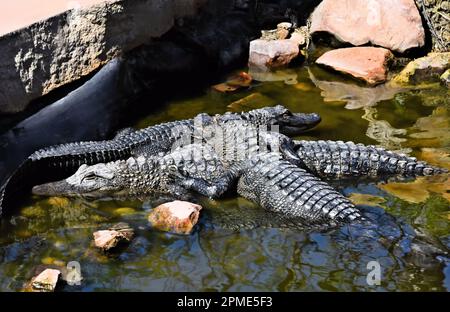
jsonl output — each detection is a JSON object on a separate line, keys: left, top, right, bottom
{"left": 171, "top": 164, "right": 244, "bottom": 198}
{"left": 237, "top": 153, "right": 362, "bottom": 224}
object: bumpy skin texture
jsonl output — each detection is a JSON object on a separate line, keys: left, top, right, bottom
{"left": 237, "top": 153, "right": 361, "bottom": 225}
{"left": 31, "top": 115, "right": 301, "bottom": 199}
{"left": 294, "top": 140, "right": 448, "bottom": 179}
{"left": 0, "top": 106, "right": 320, "bottom": 216}
{"left": 32, "top": 144, "right": 238, "bottom": 199}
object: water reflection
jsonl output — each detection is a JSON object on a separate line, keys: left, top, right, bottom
{"left": 308, "top": 68, "right": 407, "bottom": 110}
{"left": 362, "top": 107, "right": 410, "bottom": 153}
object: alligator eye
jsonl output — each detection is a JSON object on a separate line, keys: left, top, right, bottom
{"left": 282, "top": 112, "right": 292, "bottom": 118}
{"left": 82, "top": 173, "right": 97, "bottom": 181}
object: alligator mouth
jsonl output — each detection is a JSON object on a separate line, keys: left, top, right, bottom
{"left": 281, "top": 113, "right": 321, "bottom": 135}
{"left": 32, "top": 180, "right": 79, "bottom": 197}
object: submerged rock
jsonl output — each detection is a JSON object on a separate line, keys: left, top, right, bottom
{"left": 148, "top": 200, "right": 202, "bottom": 235}
{"left": 248, "top": 68, "right": 298, "bottom": 84}
{"left": 393, "top": 52, "right": 450, "bottom": 84}
{"left": 93, "top": 223, "right": 134, "bottom": 251}
{"left": 212, "top": 72, "right": 252, "bottom": 93}
{"left": 249, "top": 39, "right": 300, "bottom": 70}
{"left": 30, "top": 268, "right": 61, "bottom": 292}
{"left": 316, "top": 47, "right": 393, "bottom": 85}
{"left": 310, "top": 0, "right": 425, "bottom": 53}
{"left": 440, "top": 69, "right": 450, "bottom": 87}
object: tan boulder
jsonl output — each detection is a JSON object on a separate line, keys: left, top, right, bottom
{"left": 148, "top": 200, "right": 202, "bottom": 235}
{"left": 393, "top": 52, "right": 450, "bottom": 84}
{"left": 316, "top": 47, "right": 393, "bottom": 85}
{"left": 310, "top": 0, "right": 425, "bottom": 53}
{"left": 249, "top": 39, "right": 300, "bottom": 70}
{"left": 31, "top": 268, "right": 61, "bottom": 292}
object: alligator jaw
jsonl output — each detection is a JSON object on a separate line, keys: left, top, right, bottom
{"left": 281, "top": 113, "right": 321, "bottom": 135}
{"left": 32, "top": 180, "right": 75, "bottom": 197}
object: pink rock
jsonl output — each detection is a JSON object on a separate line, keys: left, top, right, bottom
{"left": 93, "top": 223, "right": 134, "bottom": 251}
{"left": 31, "top": 268, "right": 60, "bottom": 292}
{"left": 148, "top": 200, "right": 202, "bottom": 235}
{"left": 316, "top": 47, "right": 393, "bottom": 85}
{"left": 249, "top": 39, "right": 299, "bottom": 70}
{"left": 310, "top": 0, "right": 425, "bottom": 53}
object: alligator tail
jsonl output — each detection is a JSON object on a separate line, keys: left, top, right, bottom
{"left": 295, "top": 140, "right": 448, "bottom": 179}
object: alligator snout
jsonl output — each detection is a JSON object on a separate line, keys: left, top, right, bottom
{"left": 32, "top": 180, "right": 73, "bottom": 196}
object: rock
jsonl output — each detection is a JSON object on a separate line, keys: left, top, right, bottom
{"left": 148, "top": 200, "right": 202, "bottom": 235}
{"left": 310, "top": 0, "right": 425, "bottom": 53}
{"left": 212, "top": 72, "right": 252, "bottom": 93}
{"left": 393, "top": 52, "right": 450, "bottom": 84}
{"left": 0, "top": 0, "right": 209, "bottom": 114}
{"left": 227, "top": 93, "right": 276, "bottom": 111}
{"left": 31, "top": 268, "right": 61, "bottom": 292}
{"left": 316, "top": 47, "right": 393, "bottom": 85}
{"left": 441, "top": 69, "right": 450, "bottom": 87}
{"left": 113, "top": 207, "right": 138, "bottom": 217}
{"left": 249, "top": 39, "right": 300, "bottom": 70}
{"left": 276, "top": 22, "right": 292, "bottom": 40}
{"left": 93, "top": 223, "right": 134, "bottom": 251}
{"left": 260, "top": 22, "right": 292, "bottom": 41}
{"left": 289, "top": 27, "right": 308, "bottom": 47}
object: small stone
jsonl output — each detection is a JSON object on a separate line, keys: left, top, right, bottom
{"left": 393, "top": 52, "right": 450, "bottom": 84}
{"left": 31, "top": 269, "right": 60, "bottom": 292}
{"left": 277, "top": 22, "right": 292, "bottom": 30}
{"left": 227, "top": 93, "right": 276, "bottom": 111}
{"left": 316, "top": 47, "right": 393, "bottom": 85}
{"left": 276, "top": 22, "right": 292, "bottom": 40}
{"left": 289, "top": 27, "right": 308, "bottom": 47}
{"left": 249, "top": 39, "right": 300, "bottom": 70}
{"left": 148, "top": 200, "right": 202, "bottom": 235}
{"left": 93, "top": 223, "right": 134, "bottom": 251}
{"left": 212, "top": 72, "right": 252, "bottom": 93}
{"left": 260, "top": 29, "right": 279, "bottom": 41}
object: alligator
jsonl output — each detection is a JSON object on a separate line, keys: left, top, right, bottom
{"left": 0, "top": 105, "right": 320, "bottom": 217}
{"left": 32, "top": 145, "right": 361, "bottom": 227}
{"left": 294, "top": 140, "right": 448, "bottom": 179}
{"left": 31, "top": 144, "right": 236, "bottom": 199}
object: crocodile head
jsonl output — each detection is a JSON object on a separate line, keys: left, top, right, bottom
{"left": 226, "top": 105, "right": 321, "bottom": 135}
{"left": 32, "top": 161, "right": 130, "bottom": 197}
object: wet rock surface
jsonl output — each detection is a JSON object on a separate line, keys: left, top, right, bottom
{"left": 29, "top": 268, "right": 61, "bottom": 292}
{"left": 393, "top": 52, "right": 450, "bottom": 84}
{"left": 148, "top": 200, "right": 202, "bottom": 235}
{"left": 310, "top": 0, "right": 425, "bottom": 52}
{"left": 441, "top": 69, "right": 450, "bottom": 87}
{"left": 249, "top": 39, "right": 300, "bottom": 70}
{"left": 93, "top": 222, "right": 134, "bottom": 251}
{"left": 316, "top": 47, "right": 393, "bottom": 85}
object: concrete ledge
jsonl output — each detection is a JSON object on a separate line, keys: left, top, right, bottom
{"left": 0, "top": 0, "right": 207, "bottom": 114}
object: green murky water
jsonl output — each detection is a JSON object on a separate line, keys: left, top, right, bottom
{"left": 0, "top": 65, "right": 449, "bottom": 291}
